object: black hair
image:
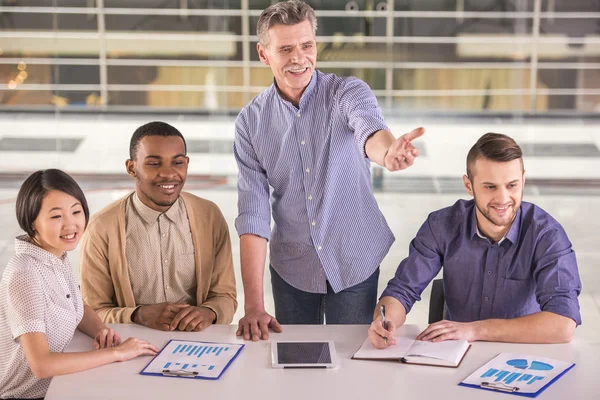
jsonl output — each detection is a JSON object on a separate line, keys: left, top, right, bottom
{"left": 16, "top": 169, "right": 90, "bottom": 239}
{"left": 129, "top": 121, "right": 187, "bottom": 160}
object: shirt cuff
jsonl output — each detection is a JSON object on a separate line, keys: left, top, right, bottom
{"left": 357, "top": 123, "right": 392, "bottom": 159}
{"left": 380, "top": 288, "right": 414, "bottom": 315}
{"left": 12, "top": 320, "right": 46, "bottom": 341}
{"left": 541, "top": 298, "right": 582, "bottom": 326}
{"left": 235, "top": 214, "right": 271, "bottom": 240}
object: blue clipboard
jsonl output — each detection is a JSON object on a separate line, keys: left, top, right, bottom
{"left": 140, "top": 339, "right": 245, "bottom": 380}
{"left": 458, "top": 363, "right": 575, "bottom": 398}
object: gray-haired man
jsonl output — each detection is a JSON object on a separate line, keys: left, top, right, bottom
{"left": 234, "top": 0, "right": 424, "bottom": 340}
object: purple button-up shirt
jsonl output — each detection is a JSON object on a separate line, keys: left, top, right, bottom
{"left": 382, "top": 199, "right": 582, "bottom": 324}
{"left": 234, "top": 70, "right": 394, "bottom": 293}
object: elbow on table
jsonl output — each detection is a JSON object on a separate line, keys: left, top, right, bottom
{"left": 551, "top": 319, "right": 576, "bottom": 344}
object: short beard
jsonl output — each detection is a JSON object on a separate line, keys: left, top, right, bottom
{"left": 473, "top": 190, "right": 521, "bottom": 228}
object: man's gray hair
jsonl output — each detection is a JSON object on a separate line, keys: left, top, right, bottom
{"left": 257, "top": 0, "right": 318, "bottom": 46}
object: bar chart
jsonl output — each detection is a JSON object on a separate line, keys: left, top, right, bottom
{"left": 480, "top": 368, "right": 545, "bottom": 385}
{"left": 461, "top": 353, "right": 575, "bottom": 395}
{"left": 142, "top": 340, "right": 244, "bottom": 380}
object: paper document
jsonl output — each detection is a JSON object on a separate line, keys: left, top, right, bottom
{"left": 141, "top": 340, "right": 244, "bottom": 380}
{"left": 460, "top": 352, "right": 575, "bottom": 397}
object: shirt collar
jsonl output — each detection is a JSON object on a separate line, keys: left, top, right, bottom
{"left": 132, "top": 192, "right": 181, "bottom": 225}
{"left": 14, "top": 234, "right": 67, "bottom": 265}
{"left": 273, "top": 70, "right": 318, "bottom": 109}
{"left": 470, "top": 204, "right": 522, "bottom": 245}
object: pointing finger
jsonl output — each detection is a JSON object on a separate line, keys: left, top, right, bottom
{"left": 403, "top": 127, "right": 425, "bottom": 142}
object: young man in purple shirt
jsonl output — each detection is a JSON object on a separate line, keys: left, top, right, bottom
{"left": 369, "top": 133, "right": 582, "bottom": 346}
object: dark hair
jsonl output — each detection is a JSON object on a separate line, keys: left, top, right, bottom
{"left": 466, "top": 132, "right": 524, "bottom": 180}
{"left": 16, "top": 169, "right": 90, "bottom": 239}
{"left": 129, "top": 121, "right": 187, "bottom": 160}
{"left": 257, "top": 0, "right": 317, "bottom": 45}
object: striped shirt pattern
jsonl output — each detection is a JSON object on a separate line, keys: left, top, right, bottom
{"left": 234, "top": 70, "right": 395, "bottom": 293}
{"left": 0, "top": 236, "right": 83, "bottom": 399}
{"left": 125, "top": 193, "right": 196, "bottom": 306}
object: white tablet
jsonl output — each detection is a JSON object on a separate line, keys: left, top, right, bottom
{"left": 271, "top": 340, "right": 338, "bottom": 368}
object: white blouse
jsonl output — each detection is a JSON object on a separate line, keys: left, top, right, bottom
{"left": 0, "top": 236, "right": 84, "bottom": 399}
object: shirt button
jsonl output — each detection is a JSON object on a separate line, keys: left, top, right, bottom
{"left": 308, "top": 195, "right": 313, "bottom": 200}
{"left": 296, "top": 113, "right": 300, "bottom": 117}
{"left": 317, "top": 246, "right": 322, "bottom": 250}
{"left": 305, "top": 168, "right": 310, "bottom": 173}
{"left": 163, "top": 260, "right": 168, "bottom": 264}
{"left": 484, "top": 296, "right": 489, "bottom": 302}
{"left": 166, "top": 285, "right": 170, "bottom": 290}
{"left": 487, "top": 270, "right": 492, "bottom": 275}
{"left": 311, "top": 221, "right": 316, "bottom": 226}
{"left": 162, "top": 233, "right": 166, "bottom": 237}
{"left": 301, "top": 140, "right": 305, "bottom": 145}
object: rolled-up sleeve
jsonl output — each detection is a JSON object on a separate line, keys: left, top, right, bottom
{"left": 338, "top": 77, "right": 390, "bottom": 159}
{"left": 6, "top": 265, "right": 46, "bottom": 339}
{"left": 233, "top": 111, "right": 272, "bottom": 240}
{"left": 381, "top": 216, "right": 443, "bottom": 314}
{"left": 533, "top": 226, "right": 582, "bottom": 325}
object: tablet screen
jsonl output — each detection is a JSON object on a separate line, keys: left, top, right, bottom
{"left": 276, "top": 342, "right": 332, "bottom": 364}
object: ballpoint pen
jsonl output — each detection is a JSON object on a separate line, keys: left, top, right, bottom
{"left": 380, "top": 304, "right": 388, "bottom": 345}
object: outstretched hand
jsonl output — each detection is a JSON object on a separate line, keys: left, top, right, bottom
{"left": 383, "top": 127, "right": 425, "bottom": 171}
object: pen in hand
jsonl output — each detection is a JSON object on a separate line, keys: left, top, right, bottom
{"left": 380, "top": 304, "right": 388, "bottom": 345}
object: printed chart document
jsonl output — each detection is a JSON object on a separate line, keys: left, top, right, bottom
{"left": 460, "top": 353, "right": 575, "bottom": 397}
{"left": 353, "top": 334, "right": 470, "bottom": 367}
{"left": 141, "top": 340, "right": 244, "bottom": 380}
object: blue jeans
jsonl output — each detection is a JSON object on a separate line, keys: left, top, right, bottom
{"left": 270, "top": 265, "right": 379, "bottom": 324}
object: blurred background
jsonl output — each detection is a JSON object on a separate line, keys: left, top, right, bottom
{"left": 0, "top": 1, "right": 598, "bottom": 341}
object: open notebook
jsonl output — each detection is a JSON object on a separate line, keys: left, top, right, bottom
{"left": 353, "top": 334, "right": 470, "bottom": 368}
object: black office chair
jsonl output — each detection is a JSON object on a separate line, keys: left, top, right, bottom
{"left": 428, "top": 278, "right": 445, "bottom": 324}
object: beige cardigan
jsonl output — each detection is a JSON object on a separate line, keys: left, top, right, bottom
{"left": 79, "top": 192, "right": 237, "bottom": 324}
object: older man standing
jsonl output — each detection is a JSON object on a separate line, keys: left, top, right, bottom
{"left": 235, "top": 0, "right": 424, "bottom": 340}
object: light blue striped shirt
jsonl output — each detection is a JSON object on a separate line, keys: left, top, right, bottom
{"left": 234, "top": 70, "right": 395, "bottom": 293}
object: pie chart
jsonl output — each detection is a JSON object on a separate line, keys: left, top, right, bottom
{"left": 506, "top": 359, "right": 554, "bottom": 371}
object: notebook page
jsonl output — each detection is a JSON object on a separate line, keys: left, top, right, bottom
{"left": 404, "top": 339, "right": 469, "bottom": 364}
{"left": 353, "top": 335, "right": 416, "bottom": 359}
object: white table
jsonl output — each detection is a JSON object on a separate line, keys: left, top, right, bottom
{"left": 46, "top": 324, "right": 599, "bottom": 399}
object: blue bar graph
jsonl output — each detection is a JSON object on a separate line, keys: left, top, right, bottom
{"left": 212, "top": 347, "right": 218, "bottom": 353}
{"left": 192, "top": 364, "right": 198, "bottom": 368}
{"left": 182, "top": 364, "right": 189, "bottom": 370}
{"left": 194, "top": 346, "right": 202, "bottom": 356}
{"left": 164, "top": 362, "right": 171, "bottom": 369}
{"left": 528, "top": 376, "right": 544, "bottom": 385}
{"left": 197, "top": 347, "right": 207, "bottom": 358}
{"left": 173, "top": 345, "right": 182, "bottom": 354}
{"left": 178, "top": 345, "right": 187, "bottom": 353}
{"left": 225, "top": 347, "right": 229, "bottom": 351}
{"left": 505, "top": 372, "right": 521, "bottom": 385}
{"left": 206, "top": 347, "right": 212, "bottom": 354}
{"left": 481, "top": 368, "right": 499, "bottom": 378}
{"left": 518, "top": 374, "right": 533, "bottom": 382}
{"left": 188, "top": 346, "right": 198, "bottom": 356}
{"left": 495, "top": 371, "right": 510, "bottom": 382}
{"left": 216, "top": 348, "right": 223, "bottom": 356}
{"left": 486, "top": 370, "right": 545, "bottom": 386}
{"left": 208, "top": 366, "right": 215, "bottom": 370}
